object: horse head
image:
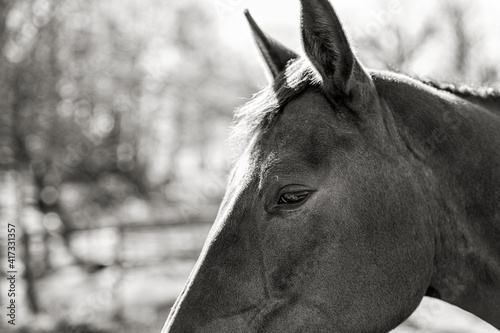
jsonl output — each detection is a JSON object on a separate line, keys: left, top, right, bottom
{"left": 162, "top": 0, "right": 500, "bottom": 331}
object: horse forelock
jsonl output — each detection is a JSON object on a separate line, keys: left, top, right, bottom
{"left": 230, "top": 57, "right": 322, "bottom": 161}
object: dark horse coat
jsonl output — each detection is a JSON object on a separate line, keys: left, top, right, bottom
{"left": 163, "top": 0, "right": 500, "bottom": 332}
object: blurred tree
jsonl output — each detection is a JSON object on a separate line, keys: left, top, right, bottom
{"left": 359, "top": 20, "right": 437, "bottom": 73}
{"left": 357, "top": 0, "right": 500, "bottom": 86}
{"left": 0, "top": 0, "right": 255, "bottom": 324}
{"left": 137, "top": 0, "right": 254, "bottom": 190}
{"left": 447, "top": 1, "right": 471, "bottom": 78}
{"left": 0, "top": 1, "right": 153, "bottom": 304}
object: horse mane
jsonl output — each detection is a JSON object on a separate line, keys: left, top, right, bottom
{"left": 416, "top": 77, "right": 500, "bottom": 109}
{"left": 230, "top": 58, "right": 321, "bottom": 157}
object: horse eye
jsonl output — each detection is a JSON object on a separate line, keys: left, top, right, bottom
{"left": 278, "top": 191, "right": 310, "bottom": 205}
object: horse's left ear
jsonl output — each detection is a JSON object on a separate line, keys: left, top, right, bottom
{"left": 245, "top": 10, "right": 298, "bottom": 80}
{"left": 300, "top": 0, "right": 378, "bottom": 108}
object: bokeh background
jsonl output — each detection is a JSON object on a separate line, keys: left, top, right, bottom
{"left": 0, "top": 0, "right": 499, "bottom": 332}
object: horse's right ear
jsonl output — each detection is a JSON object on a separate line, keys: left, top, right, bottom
{"left": 244, "top": 10, "right": 298, "bottom": 80}
{"left": 300, "top": 0, "right": 378, "bottom": 109}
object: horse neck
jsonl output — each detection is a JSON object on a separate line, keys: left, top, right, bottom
{"left": 376, "top": 74, "right": 500, "bottom": 329}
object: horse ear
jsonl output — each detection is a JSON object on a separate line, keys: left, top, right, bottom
{"left": 244, "top": 10, "right": 298, "bottom": 80}
{"left": 300, "top": 0, "right": 377, "bottom": 106}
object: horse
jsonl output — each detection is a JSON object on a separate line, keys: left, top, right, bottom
{"left": 162, "top": 0, "right": 500, "bottom": 331}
